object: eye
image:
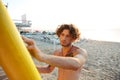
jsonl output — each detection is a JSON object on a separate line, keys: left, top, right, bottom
{"left": 61, "top": 33, "right": 64, "bottom": 36}
{"left": 66, "top": 35, "right": 70, "bottom": 37}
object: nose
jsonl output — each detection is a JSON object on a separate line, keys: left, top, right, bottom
{"left": 62, "top": 36, "right": 66, "bottom": 40}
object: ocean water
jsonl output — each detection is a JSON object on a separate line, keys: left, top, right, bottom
{"left": 80, "top": 28, "right": 120, "bottom": 42}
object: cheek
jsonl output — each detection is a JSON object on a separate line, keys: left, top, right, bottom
{"left": 59, "top": 37, "right": 62, "bottom": 42}
{"left": 67, "top": 39, "right": 74, "bottom": 43}
{"left": 59, "top": 36, "right": 64, "bottom": 40}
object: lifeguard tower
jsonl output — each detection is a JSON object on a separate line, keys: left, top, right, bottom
{"left": 5, "top": 3, "right": 32, "bottom": 33}
{"left": 13, "top": 14, "right": 32, "bottom": 33}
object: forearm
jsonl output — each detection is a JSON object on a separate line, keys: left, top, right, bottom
{"left": 37, "top": 53, "right": 81, "bottom": 70}
{"left": 36, "top": 66, "right": 52, "bottom": 73}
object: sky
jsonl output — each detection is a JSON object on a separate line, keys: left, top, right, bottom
{"left": 2, "top": 0, "right": 120, "bottom": 42}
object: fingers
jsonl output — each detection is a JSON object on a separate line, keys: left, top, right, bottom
{"left": 21, "top": 36, "right": 34, "bottom": 45}
{"left": 21, "top": 36, "right": 30, "bottom": 41}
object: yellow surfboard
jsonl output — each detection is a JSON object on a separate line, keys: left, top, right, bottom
{"left": 0, "top": 0, "right": 42, "bottom": 80}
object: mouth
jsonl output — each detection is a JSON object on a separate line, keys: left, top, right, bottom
{"left": 61, "top": 40, "right": 66, "bottom": 44}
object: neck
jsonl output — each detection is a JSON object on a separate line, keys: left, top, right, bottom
{"left": 62, "top": 45, "right": 73, "bottom": 56}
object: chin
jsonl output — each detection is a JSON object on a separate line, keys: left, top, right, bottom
{"left": 61, "top": 44, "right": 71, "bottom": 47}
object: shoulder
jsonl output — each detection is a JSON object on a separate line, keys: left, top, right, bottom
{"left": 73, "top": 46, "right": 87, "bottom": 58}
{"left": 78, "top": 48, "right": 87, "bottom": 58}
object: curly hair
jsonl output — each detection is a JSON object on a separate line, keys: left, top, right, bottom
{"left": 56, "top": 24, "right": 80, "bottom": 40}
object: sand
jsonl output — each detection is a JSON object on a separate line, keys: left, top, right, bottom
{"left": 0, "top": 34, "right": 120, "bottom": 80}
